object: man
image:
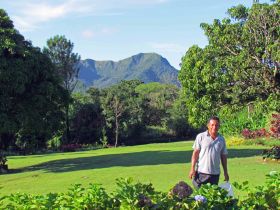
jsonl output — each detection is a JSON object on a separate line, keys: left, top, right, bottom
{"left": 189, "top": 116, "right": 229, "bottom": 188}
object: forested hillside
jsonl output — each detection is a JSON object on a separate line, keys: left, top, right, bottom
{"left": 78, "top": 53, "right": 180, "bottom": 88}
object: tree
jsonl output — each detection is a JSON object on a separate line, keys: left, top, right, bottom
{"left": 43, "top": 35, "right": 81, "bottom": 143}
{"left": 100, "top": 80, "right": 143, "bottom": 147}
{"left": 179, "top": 1, "right": 280, "bottom": 128}
{"left": 167, "top": 92, "right": 196, "bottom": 138}
{"left": 69, "top": 89, "right": 105, "bottom": 144}
{"left": 0, "top": 9, "right": 67, "bottom": 151}
{"left": 135, "top": 82, "right": 179, "bottom": 126}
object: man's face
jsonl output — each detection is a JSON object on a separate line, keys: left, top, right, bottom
{"left": 207, "top": 119, "right": 220, "bottom": 135}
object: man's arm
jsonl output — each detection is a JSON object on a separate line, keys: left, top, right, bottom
{"left": 189, "top": 149, "right": 200, "bottom": 179}
{"left": 221, "top": 154, "right": 229, "bottom": 181}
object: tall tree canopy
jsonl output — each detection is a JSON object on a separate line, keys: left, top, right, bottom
{"left": 101, "top": 80, "right": 143, "bottom": 147}
{"left": 43, "top": 35, "right": 81, "bottom": 142}
{"left": 0, "top": 9, "right": 67, "bottom": 150}
{"left": 179, "top": 1, "right": 280, "bottom": 128}
{"left": 43, "top": 35, "right": 80, "bottom": 93}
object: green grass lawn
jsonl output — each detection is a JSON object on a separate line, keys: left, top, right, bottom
{"left": 0, "top": 141, "right": 279, "bottom": 197}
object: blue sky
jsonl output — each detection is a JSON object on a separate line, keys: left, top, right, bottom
{"left": 1, "top": 0, "right": 256, "bottom": 69}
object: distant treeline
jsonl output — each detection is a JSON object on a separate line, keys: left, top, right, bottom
{"left": 1, "top": 0, "right": 280, "bottom": 153}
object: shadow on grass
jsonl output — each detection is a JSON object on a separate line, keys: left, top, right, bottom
{"left": 4, "top": 148, "right": 264, "bottom": 174}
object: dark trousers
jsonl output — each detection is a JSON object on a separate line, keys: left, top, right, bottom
{"left": 192, "top": 172, "right": 220, "bottom": 189}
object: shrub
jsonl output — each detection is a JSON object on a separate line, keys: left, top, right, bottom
{"left": 241, "top": 113, "right": 280, "bottom": 139}
{"left": 226, "top": 136, "right": 245, "bottom": 146}
{"left": 194, "top": 183, "right": 238, "bottom": 209}
{"left": 47, "top": 134, "right": 62, "bottom": 151}
{"left": 60, "top": 144, "right": 82, "bottom": 152}
{"left": 114, "top": 177, "right": 161, "bottom": 209}
{"left": 270, "top": 113, "right": 280, "bottom": 138}
{"left": 262, "top": 146, "right": 280, "bottom": 160}
{"left": 0, "top": 153, "right": 7, "bottom": 166}
{"left": 1, "top": 172, "right": 279, "bottom": 209}
{"left": 233, "top": 171, "right": 280, "bottom": 210}
{"left": 241, "top": 128, "right": 269, "bottom": 139}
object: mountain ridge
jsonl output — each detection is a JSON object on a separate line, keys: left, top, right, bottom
{"left": 78, "top": 52, "right": 180, "bottom": 88}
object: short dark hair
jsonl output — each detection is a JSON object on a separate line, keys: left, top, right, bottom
{"left": 208, "top": 116, "right": 220, "bottom": 124}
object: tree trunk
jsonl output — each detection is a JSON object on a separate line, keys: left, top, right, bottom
{"left": 66, "top": 103, "right": 70, "bottom": 143}
{"left": 115, "top": 115, "right": 119, "bottom": 147}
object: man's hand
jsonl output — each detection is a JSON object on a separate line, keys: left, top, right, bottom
{"left": 221, "top": 154, "right": 229, "bottom": 181}
{"left": 224, "top": 172, "right": 229, "bottom": 181}
{"left": 189, "top": 169, "right": 196, "bottom": 179}
{"left": 189, "top": 149, "right": 200, "bottom": 179}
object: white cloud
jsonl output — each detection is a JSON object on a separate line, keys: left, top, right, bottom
{"left": 12, "top": 16, "right": 37, "bottom": 31}
{"left": 7, "top": 0, "right": 168, "bottom": 32}
{"left": 9, "top": 0, "right": 96, "bottom": 31}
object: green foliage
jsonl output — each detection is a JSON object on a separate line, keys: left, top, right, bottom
{"left": 262, "top": 146, "right": 280, "bottom": 160}
{"left": 242, "top": 138, "right": 280, "bottom": 147}
{"left": 70, "top": 103, "right": 104, "bottom": 144}
{"left": 139, "top": 126, "right": 170, "bottom": 139}
{"left": 100, "top": 80, "right": 144, "bottom": 146}
{"left": 0, "top": 152, "right": 7, "bottom": 166}
{"left": 195, "top": 184, "right": 238, "bottom": 209}
{"left": 2, "top": 172, "right": 279, "bottom": 209}
{"left": 179, "top": 1, "right": 280, "bottom": 129}
{"left": 43, "top": 35, "right": 81, "bottom": 144}
{"left": 1, "top": 184, "right": 118, "bottom": 209}
{"left": 99, "top": 127, "right": 108, "bottom": 148}
{"left": 43, "top": 35, "right": 80, "bottom": 93}
{"left": 115, "top": 177, "right": 160, "bottom": 209}
{"left": 219, "top": 102, "right": 269, "bottom": 135}
{"left": 69, "top": 91, "right": 104, "bottom": 145}
{"left": 47, "top": 133, "right": 62, "bottom": 151}
{"left": 0, "top": 9, "right": 67, "bottom": 151}
{"left": 233, "top": 171, "right": 280, "bottom": 209}
{"left": 136, "top": 82, "right": 179, "bottom": 127}
{"left": 0, "top": 9, "right": 25, "bottom": 57}
{"left": 225, "top": 136, "right": 280, "bottom": 147}
{"left": 167, "top": 92, "right": 196, "bottom": 138}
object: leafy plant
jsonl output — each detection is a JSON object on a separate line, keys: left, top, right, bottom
{"left": 114, "top": 177, "right": 159, "bottom": 209}
{"left": 99, "top": 127, "right": 108, "bottom": 148}
{"left": 241, "top": 128, "right": 269, "bottom": 139}
{"left": 262, "top": 146, "right": 280, "bottom": 160}
{"left": 47, "top": 133, "right": 62, "bottom": 150}
{"left": 194, "top": 183, "right": 238, "bottom": 209}
{"left": 233, "top": 171, "right": 280, "bottom": 210}
{"left": 270, "top": 113, "right": 280, "bottom": 138}
{"left": 0, "top": 153, "right": 7, "bottom": 166}
{"left": 241, "top": 113, "right": 280, "bottom": 140}
{"left": 1, "top": 172, "right": 279, "bottom": 209}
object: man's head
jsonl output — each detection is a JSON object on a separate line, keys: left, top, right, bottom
{"left": 207, "top": 116, "right": 220, "bottom": 137}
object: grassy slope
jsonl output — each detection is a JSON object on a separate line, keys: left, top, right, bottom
{"left": 0, "top": 141, "right": 279, "bottom": 196}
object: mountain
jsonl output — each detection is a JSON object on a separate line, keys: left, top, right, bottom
{"left": 78, "top": 53, "right": 180, "bottom": 88}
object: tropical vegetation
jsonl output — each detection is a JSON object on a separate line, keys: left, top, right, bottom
{"left": 1, "top": 1, "right": 280, "bottom": 154}
{"left": 1, "top": 171, "right": 279, "bottom": 209}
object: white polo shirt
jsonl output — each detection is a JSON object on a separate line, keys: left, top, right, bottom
{"left": 193, "top": 131, "right": 228, "bottom": 175}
